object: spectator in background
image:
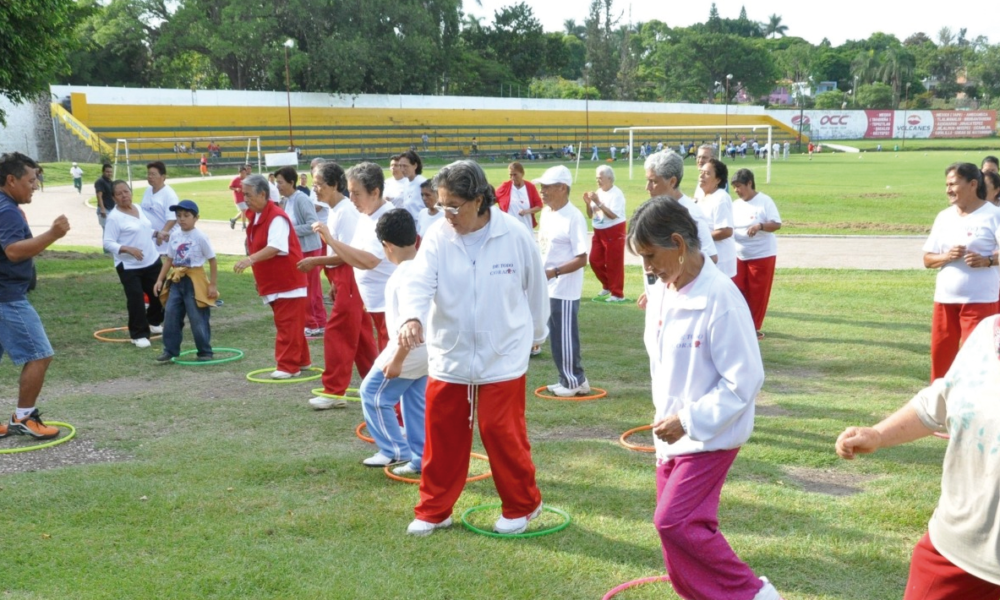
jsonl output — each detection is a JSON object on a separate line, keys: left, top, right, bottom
{"left": 984, "top": 170, "right": 1000, "bottom": 207}
{"left": 495, "top": 162, "right": 542, "bottom": 233}
{"left": 229, "top": 165, "right": 249, "bottom": 230}
{"left": 297, "top": 173, "right": 310, "bottom": 195}
{"left": 94, "top": 163, "right": 115, "bottom": 230}
{"left": 70, "top": 162, "right": 83, "bottom": 194}
{"left": 384, "top": 155, "right": 406, "bottom": 209}
{"left": 415, "top": 180, "right": 443, "bottom": 237}
{"left": 140, "top": 161, "right": 179, "bottom": 255}
{"left": 422, "top": 133, "right": 429, "bottom": 151}
{"left": 398, "top": 150, "right": 426, "bottom": 221}
{"left": 982, "top": 156, "right": 999, "bottom": 175}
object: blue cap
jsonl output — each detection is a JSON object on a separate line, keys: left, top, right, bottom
{"left": 169, "top": 199, "right": 199, "bottom": 215}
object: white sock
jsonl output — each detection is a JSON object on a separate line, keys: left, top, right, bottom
{"left": 15, "top": 407, "right": 34, "bottom": 420}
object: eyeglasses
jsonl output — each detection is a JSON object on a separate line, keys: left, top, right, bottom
{"left": 434, "top": 202, "right": 462, "bottom": 216}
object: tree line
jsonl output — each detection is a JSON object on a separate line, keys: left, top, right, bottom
{"left": 3, "top": 0, "right": 1000, "bottom": 125}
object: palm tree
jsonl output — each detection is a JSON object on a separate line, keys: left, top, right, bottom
{"left": 563, "top": 19, "right": 586, "bottom": 39}
{"left": 879, "top": 46, "right": 916, "bottom": 108}
{"left": 764, "top": 14, "right": 788, "bottom": 39}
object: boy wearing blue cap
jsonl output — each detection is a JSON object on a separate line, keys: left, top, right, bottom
{"left": 153, "top": 199, "right": 218, "bottom": 362}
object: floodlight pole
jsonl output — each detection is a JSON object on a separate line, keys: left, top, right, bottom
{"left": 901, "top": 82, "right": 911, "bottom": 149}
{"left": 725, "top": 74, "right": 733, "bottom": 144}
{"left": 283, "top": 39, "right": 295, "bottom": 149}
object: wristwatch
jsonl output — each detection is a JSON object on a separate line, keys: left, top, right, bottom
{"left": 553, "top": 267, "right": 560, "bottom": 278}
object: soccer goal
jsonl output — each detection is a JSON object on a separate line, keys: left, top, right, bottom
{"left": 113, "top": 136, "right": 262, "bottom": 188}
{"left": 613, "top": 125, "right": 774, "bottom": 184}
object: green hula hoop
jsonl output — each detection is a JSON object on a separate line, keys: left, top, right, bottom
{"left": 246, "top": 366, "right": 323, "bottom": 384}
{"left": 171, "top": 347, "right": 245, "bottom": 366}
{"left": 0, "top": 421, "right": 76, "bottom": 455}
{"left": 460, "top": 503, "right": 571, "bottom": 539}
{"left": 590, "top": 297, "right": 633, "bottom": 304}
{"left": 310, "top": 387, "right": 361, "bottom": 401}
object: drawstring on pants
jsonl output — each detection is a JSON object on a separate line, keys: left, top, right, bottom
{"left": 467, "top": 384, "right": 479, "bottom": 429}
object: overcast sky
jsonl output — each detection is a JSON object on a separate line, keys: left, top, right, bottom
{"left": 462, "top": 0, "right": 992, "bottom": 47}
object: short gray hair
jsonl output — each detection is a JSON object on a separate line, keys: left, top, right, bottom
{"left": 310, "top": 157, "right": 326, "bottom": 168}
{"left": 345, "top": 162, "right": 384, "bottom": 195}
{"left": 596, "top": 164, "right": 615, "bottom": 183}
{"left": 243, "top": 174, "right": 270, "bottom": 197}
{"left": 627, "top": 196, "right": 700, "bottom": 255}
{"left": 697, "top": 144, "right": 715, "bottom": 157}
{"left": 644, "top": 150, "right": 684, "bottom": 186}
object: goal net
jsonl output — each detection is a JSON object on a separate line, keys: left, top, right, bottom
{"left": 113, "top": 136, "right": 262, "bottom": 188}
{"left": 613, "top": 125, "right": 775, "bottom": 184}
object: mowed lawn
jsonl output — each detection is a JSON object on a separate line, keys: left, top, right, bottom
{"left": 0, "top": 251, "right": 945, "bottom": 600}
{"left": 76, "top": 146, "right": 984, "bottom": 235}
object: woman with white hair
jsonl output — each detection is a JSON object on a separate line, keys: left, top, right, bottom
{"left": 584, "top": 164, "right": 627, "bottom": 302}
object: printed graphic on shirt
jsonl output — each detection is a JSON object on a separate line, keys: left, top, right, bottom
{"left": 173, "top": 242, "right": 194, "bottom": 267}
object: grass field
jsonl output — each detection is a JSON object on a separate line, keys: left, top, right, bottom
{"left": 0, "top": 250, "right": 944, "bottom": 599}
{"left": 61, "top": 141, "right": 995, "bottom": 235}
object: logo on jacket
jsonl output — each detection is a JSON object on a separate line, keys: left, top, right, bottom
{"left": 489, "top": 262, "right": 516, "bottom": 276}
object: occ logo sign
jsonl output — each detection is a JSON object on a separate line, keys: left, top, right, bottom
{"left": 820, "top": 115, "right": 849, "bottom": 125}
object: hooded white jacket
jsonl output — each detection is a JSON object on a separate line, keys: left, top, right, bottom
{"left": 644, "top": 255, "right": 764, "bottom": 460}
{"left": 401, "top": 206, "right": 549, "bottom": 384}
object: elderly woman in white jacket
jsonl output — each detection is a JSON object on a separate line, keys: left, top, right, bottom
{"left": 628, "top": 196, "right": 782, "bottom": 600}
{"left": 398, "top": 160, "right": 549, "bottom": 537}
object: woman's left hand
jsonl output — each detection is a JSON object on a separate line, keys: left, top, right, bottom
{"left": 652, "top": 415, "right": 685, "bottom": 444}
{"left": 964, "top": 252, "right": 992, "bottom": 268}
{"left": 234, "top": 258, "right": 252, "bottom": 273}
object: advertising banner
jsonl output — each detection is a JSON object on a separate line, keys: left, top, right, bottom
{"left": 769, "top": 110, "right": 996, "bottom": 140}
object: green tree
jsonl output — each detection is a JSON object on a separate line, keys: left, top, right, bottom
{"left": 0, "top": 0, "right": 79, "bottom": 124}
{"left": 763, "top": 13, "right": 788, "bottom": 39}
{"left": 584, "top": 0, "right": 620, "bottom": 99}
{"left": 486, "top": 2, "right": 545, "bottom": 82}
{"left": 814, "top": 90, "right": 847, "bottom": 109}
{"left": 65, "top": 0, "right": 153, "bottom": 87}
{"left": 856, "top": 82, "right": 893, "bottom": 108}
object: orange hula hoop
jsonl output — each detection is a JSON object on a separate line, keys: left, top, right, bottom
{"left": 533, "top": 386, "right": 608, "bottom": 401}
{"left": 94, "top": 326, "right": 162, "bottom": 343}
{"left": 619, "top": 425, "right": 656, "bottom": 453}
{"left": 384, "top": 451, "right": 493, "bottom": 485}
{"left": 355, "top": 422, "right": 374, "bottom": 444}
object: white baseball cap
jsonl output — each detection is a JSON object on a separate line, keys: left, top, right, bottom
{"left": 72, "top": 162, "right": 78, "bottom": 166}
{"left": 533, "top": 165, "right": 572, "bottom": 187}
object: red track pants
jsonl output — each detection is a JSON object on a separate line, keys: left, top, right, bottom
{"left": 270, "top": 296, "right": 310, "bottom": 373}
{"left": 320, "top": 265, "right": 377, "bottom": 395}
{"left": 930, "top": 301, "right": 998, "bottom": 381}
{"left": 590, "top": 222, "right": 626, "bottom": 298}
{"left": 733, "top": 256, "right": 776, "bottom": 332}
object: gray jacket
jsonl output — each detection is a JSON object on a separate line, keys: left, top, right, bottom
{"left": 283, "top": 190, "right": 321, "bottom": 252}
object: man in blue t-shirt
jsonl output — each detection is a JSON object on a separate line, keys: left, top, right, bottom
{"left": 0, "top": 152, "right": 70, "bottom": 440}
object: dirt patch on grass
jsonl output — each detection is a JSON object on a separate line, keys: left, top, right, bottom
{"left": 784, "top": 221, "right": 929, "bottom": 233}
{"left": 756, "top": 403, "right": 791, "bottom": 417}
{"left": 531, "top": 426, "right": 622, "bottom": 442}
{"left": 856, "top": 193, "right": 902, "bottom": 199}
{"left": 782, "top": 466, "right": 877, "bottom": 497}
{"left": 39, "top": 250, "right": 104, "bottom": 260}
{"left": 0, "top": 437, "right": 130, "bottom": 475}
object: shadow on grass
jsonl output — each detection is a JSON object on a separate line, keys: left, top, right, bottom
{"left": 768, "top": 310, "right": 929, "bottom": 334}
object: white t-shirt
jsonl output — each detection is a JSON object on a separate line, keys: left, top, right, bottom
{"left": 350, "top": 202, "right": 397, "bottom": 311}
{"left": 538, "top": 202, "right": 589, "bottom": 300}
{"left": 506, "top": 183, "right": 534, "bottom": 231}
{"left": 167, "top": 227, "right": 215, "bottom": 268}
{"left": 592, "top": 185, "right": 626, "bottom": 229}
{"left": 324, "top": 199, "right": 360, "bottom": 266}
{"left": 402, "top": 176, "right": 427, "bottom": 220}
{"left": 372, "top": 260, "right": 429, "bottom": 380}
{"left": 268, "top": 182, "right": 280, "bottom": 203}
{"left": 676, "top": 194, "right": 718, "bottom": 259}
{"left": 309, "top": 189, "right": 330, "bottom": 225}
{"left": 416, "top": 208, "right": 444, "bottom": 237}
{"left": 383, "top": 176, "right": 407, "bottom": 208}
{"left": 923, "top": 203, "right": 1000, "bottom": 304}
{"left": 696, "top": 188, "right": 736, "bottom": 277}
{"left": 732, "top": 192, "right": 781, "bottom": 260}
{"left": 139, "top": 184, "right": 179, "bottom": 254}
{"left": 70, "top": 166, "right": 83, "bottom": 179}
{"left": 103, "top": 208, "right": 159, "bottom": 270}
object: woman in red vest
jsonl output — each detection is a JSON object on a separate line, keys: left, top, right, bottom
{"left": 495, "top": 162, "right": 542, "bottom": 233}
{"left": 234, "top": 174, "right": 310, "bottom": 378}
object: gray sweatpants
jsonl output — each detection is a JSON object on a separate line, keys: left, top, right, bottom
{"left": 549, "top": 298, "right": 586, "bottom": 389}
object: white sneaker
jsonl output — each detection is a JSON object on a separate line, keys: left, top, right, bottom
{"left": 393, "top": 463, "right": 420, "bottom": 476}
{"left": 753, "top": 577, "right": 783, "bottom": 600}
{"left": 149, "top": 325, "right": 164, "bottom": 334}
{"left": 406, "top": 517, "right": 452, "bottom": 536}
{"left": 132, "top": 338, "right": 151, "bottom": 349}
{"left": 493, "top": 502, "right": 543, "bottom": 534}
{"left": 530, "top": 345, "right": 542, "bottom": 357}
{"left": 598, "top": 289, "right": 611, "bottom": 297}
{"left": 270, "top": 370, "right": 300, "bottom": 379}
{"left": 304, "top": 328, "right": 324, "bottom": 337}
{"left": 308, "top": 396, "right": 346, "bottom": 410}
{"left": 362, "top": 452, "right": 397, "bottom": 467}
{"left": 606, "top": 296, "right": 627, "bottom": 303}
{"left": 552, "top": 380, "right": 591, "bottom": 397}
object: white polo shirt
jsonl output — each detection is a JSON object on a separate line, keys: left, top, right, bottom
{"left": 350, "top": 202, "right": 397, "bottom": 311}
{"left": 923, "top": 202, "right": 1000, "bottom": 304}
{"left": 538, "top": 202, "right": 589, "bottom": 301}
{"left": 732, "top": 192, "right": 781, "bottom": 260}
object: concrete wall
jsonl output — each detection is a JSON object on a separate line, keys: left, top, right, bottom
{"left": 0, "top": 96, "right": 56, "bottom": 161}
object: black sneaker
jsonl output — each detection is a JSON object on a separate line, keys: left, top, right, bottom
{"left": 155, "top": 352, "right": 174, "bottom": 363}
{"left": 229, "top": 217, "right": 237, "bottom": 230}
{"left": 197, "top": 355, "right": 214, "bottom": 362}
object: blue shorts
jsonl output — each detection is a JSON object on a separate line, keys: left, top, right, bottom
{"left": 0, "top": 300, "right": 54, "bottom": 365}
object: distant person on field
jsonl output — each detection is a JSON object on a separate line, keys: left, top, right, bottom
{"left": 140, "top": 161, "right": 179, "bottom": 255}
{"left": 591, "top": 144, "right": 599, "bottom": 161}
{"left": 922, "top": 162, "right": 1000, "bottom": 381}
{"left": 94, "top": 163, "right": 115, "bottom": 230}
{"left": 982, "top": 156, "right": 999, "bottom": 175}
{"left": 421, "top": 132, "right": 429, "bottom": 151}
{"left": 199, "top": 154, "right": 210, "bottom": 177}
{"left": 415, "top": 180, "right": 443, "bottom": 237}
{"left": 783, "top": 141, "right": 790, "bottom": 160}
{"left": 384, "top": 155, "right": 406, "bottom": 209}
{"left": 233, "top": 174, "right": 310, "bottom": 379}
{"left": 495, "top": 161, "right": 542, "bottom": 233}
{"left": 536, "top": 165, "right": 591, "bottom": 397}
{"left": 70, "top": 162, "right": 83, "bottom": 194}
{"left": 584, "top": 164, "right": 627, "bottom": 302}
{"left": 0, "top": 152, "right": 70, "bottom": 440}
{"left": 229, "top": 165, "right": 249, "bottom": 230}
{"left": 360, "top": 209, "right": 428, "bottom": 474}
{"left": 36, "top": 166, "right": 44, "bottom": 192}
{"left": 153, "top": 200, "right": 218, "bottom": 363}
{"left": 398, "top": 150, "right": 426, "bottom": 221}
{"left": 610, "top": 144, "right": 617, "bottom": 161}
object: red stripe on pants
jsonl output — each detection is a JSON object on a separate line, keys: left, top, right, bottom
{"left": 302, "top": 247, "right": 327, "bottom": 330}
{"left": 415, "top": 375, "right": 541, "bottom": 523}
{"left": 320, "top": 265, "right": 377, "bottom": 395}
{"left": 930, "top": 301, "right": 998, "bottom": 381}
{"left": 733, "top": 256, "right": 776, "bottom": 331}
{"left": 590, "top": 222, "right": 626, "bottom": 298}
{"left": 904, "top": 533, "right": 1000, "bottom": 600}
{"left": 270, "top": 296, "right": 310, "bottom": 373}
